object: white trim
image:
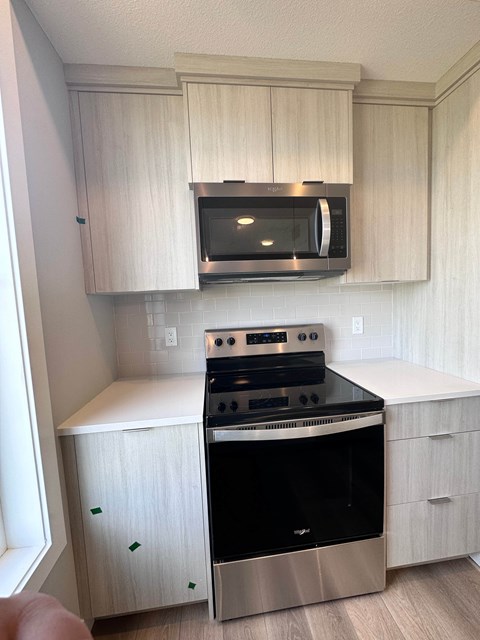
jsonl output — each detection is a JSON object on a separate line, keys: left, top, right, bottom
{"left": 0, "top": 0, "right": 66, "bottom": 594}
{"left": 0, "top": 88, "right": 62, "bottom": 594}
{"left": 0, "top": 547, "right": 44, "bottom": 596}
{"left": 0, "top": 501, "right": 6, "bottom": 557}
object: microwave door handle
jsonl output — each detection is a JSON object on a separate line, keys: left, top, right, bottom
{"left": 318, "top": 198, "right": 331, "bottom": 257}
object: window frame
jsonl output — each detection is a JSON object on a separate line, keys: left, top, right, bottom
{"left": 0, "top": 0, "right": 66, "bottom": 594}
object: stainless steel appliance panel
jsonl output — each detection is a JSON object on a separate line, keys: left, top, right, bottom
{"left": 194, "top": 183, "right": 350, "bottom": 282}
{"left": 214, "top": 536, "right": 385, "bottom": 621}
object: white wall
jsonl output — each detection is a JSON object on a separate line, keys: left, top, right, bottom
{"left": 9, "top": 0, "right": 117, "bottom": 614}
{"left": 393, "top": 67, "right": 480, "bottom": 383}
{"left": 115, "top": 281, "right": 394, "bottom": 376}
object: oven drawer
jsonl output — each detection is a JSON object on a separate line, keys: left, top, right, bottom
{"left": 387, "top": 493, "right": 480, "bottom": 568}
{"left": 387, "top": 430, "right": 480, "bottom": 505}
{"left": 386, "top": 397, "right": 480, "bottom": 441}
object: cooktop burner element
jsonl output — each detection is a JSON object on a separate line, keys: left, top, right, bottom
{"left": 204, "top": 324, "right": 383, "bottom": 428}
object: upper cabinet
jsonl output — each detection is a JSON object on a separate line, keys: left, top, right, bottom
{"left": 71, "top": 91, "right": 198, "bottom": 294}
{"left": 178, "top": 54, "right": 360, "bottom": 186}
{"left": 345, "top": 103, "right": 429, "bottom": 283}
{"left": 271, "top": 87, "right": 352, "bottom": 183}
{"left": 184, "top": 83, "right": 353, "bottom": 184}
{"left": 185, "top": 83, "right": 274, "bottom": 183}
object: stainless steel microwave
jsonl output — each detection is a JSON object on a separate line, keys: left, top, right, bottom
{"left": 193, "top": 182, "right": 351, "bottom": 284}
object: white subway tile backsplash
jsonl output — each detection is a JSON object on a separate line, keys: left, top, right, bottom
{"left": 228, "top": 309, "right": 252, "bottom": 323}
{"left": 113, "top": 281, "right": 394, "bottom": 376}
{"left": 274, "top": 307, "right": 297, "bottom": 320}
{"left": 251, "top": 307, "right": 276, "bottom": 322}
{"left": 202, "top": 310, "right": 229, "bottom": 324}
{"left": 361, "top": 348, "right": 383, "bottom": 359}
{"left": 145, "top": 301, "right": 166, "bottom": 314}
{"left": 144, "top": 350, "right": 169, "bottom": 364}
{"left": 215, "top": 298, "right": 240, "bottom": 311}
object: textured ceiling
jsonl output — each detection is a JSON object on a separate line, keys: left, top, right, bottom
{"left": 24, "top": 0, "right": 480, "bottom": 82}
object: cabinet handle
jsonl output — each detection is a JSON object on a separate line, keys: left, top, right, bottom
{"left": 122, "top": 427, "right": 153, "bottom": 433}
{"left": 428, "top": 433, "right": 453, "bottom": 440}
{"left": 428, "top": 497, "right": 452, "bottom": 504}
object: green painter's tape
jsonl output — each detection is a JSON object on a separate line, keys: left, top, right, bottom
{"left": 188, "top": 581, "right": 196, "bottom": 590}
{"left": 90, "top": 507, "right": 102, "bottom": 515}
{"left": 129, "top": 541, "right": 141, "bottom": 552}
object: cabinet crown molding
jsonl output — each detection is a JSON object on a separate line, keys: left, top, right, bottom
{"left": 435, "top": 38, "right": 480, "bottom": 104}
{"left": 64, "top": 38, "right": 480, "bottom": 104}
{"left": 64, "top": 64, "right": 181, "bottom": 94}
{"left": 174, "top": 52, "right": 361, "bottom": 88}
{"left": 354, "top": 79, "right": 435, "bottom": 106}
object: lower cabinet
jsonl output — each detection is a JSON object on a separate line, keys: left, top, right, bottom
{"left": 63, "top": 424, "right": 207, "bottom": 618}
{"left": 386, "top": 398, "right": 480, "bottom": 568}
{"left": 387, "top": 493, "right": 480, "bottom": 567}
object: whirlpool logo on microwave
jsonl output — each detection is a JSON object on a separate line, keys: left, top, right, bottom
{"left": 267, "top": 186, "right": 283, "bottom": 192}
{"left": 293, "top": 528, "right": 311, "bottom": 536}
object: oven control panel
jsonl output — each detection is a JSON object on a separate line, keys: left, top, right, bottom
{"left": 205, "top": 323, "right": 326, "bottom": 359}
{"left": 246, "top": 331, "right": 287, "bottom": 345}
{"left": 208, "top": 382, "right": 327, "bottom": 417}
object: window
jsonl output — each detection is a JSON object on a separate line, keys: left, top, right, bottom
{"left": 0, "top": 86, "right": 65, "bottom": 594}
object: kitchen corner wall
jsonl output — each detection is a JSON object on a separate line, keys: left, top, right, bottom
{"left": 114, "top": 281, "right": 393, "bottom": 377}
{"left": 393, "top": 66, "right": 480, "bottom": 383}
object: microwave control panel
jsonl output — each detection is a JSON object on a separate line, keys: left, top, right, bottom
{"left": 327, "top": 200, "right": 347, "bottom": 258}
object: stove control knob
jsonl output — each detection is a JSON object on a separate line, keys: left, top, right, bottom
{"left": 218, "top": 402, "right": 226, "bottom": 413}
{"left": 214, "top": 338, "right": 223, "bottom": 347}
{"left": 227, "top": 337, "right": 236, "bottom": 346}
{"left": 298, "top": 333, "right": 307, "bottom": 342}
{"left": 299, "top": 394, "right": 308, "bottom": 405}
{"left": 311, "top": 393, "right": 319, "bottom": 404}
{"left": 310, "top": 332, "right": 318, "bottom": 341}
{"left": 230, "top": 401, "right": 238, "bottom": 412}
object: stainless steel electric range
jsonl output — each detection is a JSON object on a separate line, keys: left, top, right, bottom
{"left": 203, "top": 323, "right": 385, "bottom": 621}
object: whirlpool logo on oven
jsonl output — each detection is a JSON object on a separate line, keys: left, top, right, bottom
{"left": 293, "top": 528, "right": 311, "bottom": 536}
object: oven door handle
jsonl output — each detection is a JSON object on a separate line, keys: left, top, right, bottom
{"left": 209, "top": 413, "right": 384, "bottom": 443}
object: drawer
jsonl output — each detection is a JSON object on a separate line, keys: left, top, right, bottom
{"left": 387, "top": 493, "right": 480, "bottom": 568}
{"left": 386, "top": 396, "right": 480, "bottom": 441}
{"left": 387, "top": 430, "right": 480, "bottom": 505}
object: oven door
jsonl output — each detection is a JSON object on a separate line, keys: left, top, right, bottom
{"left": 206, "top": 413, "right": 384, "bottom": 563}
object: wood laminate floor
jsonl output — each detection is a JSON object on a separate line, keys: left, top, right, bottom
{"left": 92, "top": 558, "right": 480, "bottom": 640}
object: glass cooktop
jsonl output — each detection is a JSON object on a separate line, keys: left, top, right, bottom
{"left": 205, "top": 366, "right": 383, "bottom": 428}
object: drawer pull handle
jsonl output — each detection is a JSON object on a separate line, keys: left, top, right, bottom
{"left": 122, "top": 427, "right": 153, "bottom": 433}
{"left": 428, "top": 433, "right": 453, "bottom": 440}
{"left": 428, "top": 497, "right": 452, "bottom": 505}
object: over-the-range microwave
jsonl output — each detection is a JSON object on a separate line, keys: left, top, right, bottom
{"left": 193, "top": 182, "right": 350, "bottom": 284}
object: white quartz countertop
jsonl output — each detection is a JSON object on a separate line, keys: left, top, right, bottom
{"left": 328, "top": 358, "right": 480, "bottom": 405}
{"left": 57, "top": 373, "right": 205, "bottom": 436}
{"left": 58, "top": 360, "right": 480, "bottom": 436}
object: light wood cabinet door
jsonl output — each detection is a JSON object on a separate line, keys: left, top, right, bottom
{"left": 387, "top": 493, "right": 480, "bottom": 568}
{"left": 74, "top": 425, "right": 207, "bottom": 618}
{"left": 386, "top": 397, "right": 480, "bottom": 441}
{"left": 186, "top": 83, "right": 273, "bottom": 182}
{"left": 345, "top": 104, "right": 429, "bottom": 283}
{"left": 387, "top": 430, "right": 480, "bottom": 505}
{"left": 78, "top": 92, "right": 198, "bottom": 293}
{"left": 271, "top": 87, "right": 352, "bottom": 183}
{"left": 385, "top": 396, "right": 480, "bottom": 440}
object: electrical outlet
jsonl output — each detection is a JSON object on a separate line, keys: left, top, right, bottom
{"left": 352, "top": 316, "right": 364, "bottom": 335}
{"left": 165, "top": 327, "right": 178, "bottom": 347}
